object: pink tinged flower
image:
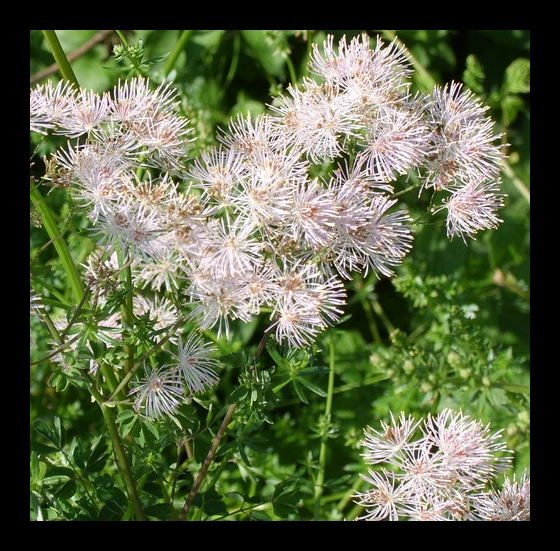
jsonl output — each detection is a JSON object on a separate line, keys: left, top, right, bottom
{"left": 53, "top": 142, "right": 128, "bottom": 221}
{"left": 362, "top": 106, "right": 431, "bottom": 182}
{"left": 421, "top": 81, "right": 506, "bottom": 191}
{"left": 170, "top": 333, "right": 220, "bottom": 395}
{"left": 54, "top": 88, "right": 112, "bottom": 138}
{"left": 264, "top": 259, "right": 346, "bottom": 347}
{"left": 128, "top": 365, "right": 184, "bottom": 418}
{"left": 269, "top": 79, "right": 362, "bottom": 163}
{"left": 423, "top": 408, "right": 512, "bottom": 487}
{"left": 362, "top": 197, "right": 414, "bottom": 276}
{"left": 137, "top": 110, "right": 194, "bottom": 172}
{"left": 188, "top": 146, "right": 244, "bottom": 208}
{"left": 134, "top": 249, "right": 189, "bottom": 293}
{"left": 354, "top": 409, "right": 523, "bottom": 521}
{"left": 185, "top": 272, "right": 255, "bottom": 340}
{"left": 433, "top": 178, "right": 505, "bottom": 242}
{"left": 326, "top": 171, "right": 408, "bottom": 280}
{"left": 235, "top": 168, "right": 295, "bottom": 231}
{"left": 229, "top": 148, "right": 304, "bottom": 236}
{"left": 133, "top": 294, "right": 179, "bottom": 342}
{"left": 30, "top": 80, "right": 77, "bottom": 134}
{"left": 81, "top": 249, "right": 122, "bottom": 296}
{"left": 331, "top": 153, "right": 394, "bottom": 195}
{"left": 243, "top": 262, "right": 280, "bottom": 314}
{"left": 397, "top": 442, "right": 453, "bottom": 497}
{"left": 309, "top": 271, "right": 347, "bottom": 326}
{"left": 268, "top": 300, "right": 322, "bottom": 349}
{"left": 309, "top": 33, "right": 412, "bottom": 96}
{"left": 110, "top": 77, "right": 155, "bottom": 123}
{"left": 399, "top": 494, "right": 457, "bottom": 521}
{"left": 426, "top": 81, "right": 490, "bottom": 131}
{"left": 360, "top": 411, "right": 423, "bottom": 464}
{"left": 469, "top": 471, "right": 530, "bottom": 521}
{"left": 110, "top": 77, "right": 180, "bottom": 125}
{"left": 353, "top": 469, "right": 403, "bottom": 521}
{"left": 91, "top": 202, "right": 166, "bottom": 259}
{"left": 109, "top": 77, "right": 194, "bottom": 172}
{"left": 198, "top": 217, "right": 264, "bottom": 279}
{"left": 217, "top": 112, "right": 285, "bottom": 157}
{"left": 284, "top": 179, "right": 339, "bottom": 252}
{"left": 331, "top": 194, "right": 413, "bottom": 280}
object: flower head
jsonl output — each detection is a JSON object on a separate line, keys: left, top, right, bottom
{"left": 469, "top": 470, "right": 530, "bottom": 521}
{"left": 433, "top": 177, "right": 506, "bottom": 242}
{"left": 128, "top": 365, "right": 183, "bottom": 418}
{"left": 353, "top": 409, "right": 527, "bottom": 521}
{"left": 170, "top": 333, "right": 221, "bottom": 394}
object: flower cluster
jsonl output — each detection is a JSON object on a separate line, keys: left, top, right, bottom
{"left": 30, "top": 34, "right": 508, "bottom": 418}
{"left": 352, "top": 409, "right": 530, "bottom": 521}
{"left": 128, "top": 333, "right": 221, "bottom": 418}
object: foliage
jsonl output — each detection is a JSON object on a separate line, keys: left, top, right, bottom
{"left": 30, "top": 30, "right": 529, "bottom": 521}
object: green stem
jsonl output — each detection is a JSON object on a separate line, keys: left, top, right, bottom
{"left": 33, "top": 34, "right": 144, "bottom": 520}
{"left": 393, "top": 181, "right": 422, "bottom": 198}
{"left": 115, "top": 30, "right": 129, "bottom": 48}
{"left": 37, "top": 307, "right": 64, "bottom": 346}
{"left": 371, "top": 296, "right": 395, "bottom": 335}
{"left": 313, "top": 332, "right": 336, "bottom": 520}
{"left": 30, "top": 181, "right": 84, "bottom": 304}
{"left": 285, "top": 54, "right": 298, "bottom": 85}
{"left": 42, "top": 30, "right": 79, "bottom": 86}
{"left": 163, "top": 30, "right": 193, "bottom": 77}
{"left": 107, "top": 318, "right": 184, "bottom": 402}
{"left": 501, "top": 158, "right": 530, "bottom": 204}
{"left": 117, "top": 249, "right": 135, "bottom": 377}
{"left": 218, "top": 31, "right": 240, "bottom": 100}
{"left": 99, "top": 404, "right": 147, "bottom": 520}
{"left": 361, "top": 294, "right": 382, "bottom": 344}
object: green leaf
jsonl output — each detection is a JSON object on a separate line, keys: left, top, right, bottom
{"left": 55, "top": 479, "right": 78, "bottom": 500}
{"left": 240, "top": 30, "right": 287, "bottom": 79}
{"left": 272, "top": 496, "right": 300, "bottom": 518}
{"left": 96, "top": 483, "right": 128, "bottom": 512}
{"left": 463, "top": 54, "right": 485, "bottom": 94}
{"left": 227, "top": 386, "right": 249, "bottom": 404}
{"left": 33, "top": 418, "right": 64, "bottom": 449}
{"left": 43, "top": 472, "right": 72, "bottom": 486}
{"left": 86, "top": 438, "right": 109, "bottom": 473}
{"left": 267, "top": 345, "right": 286, "bottom": 367}
{"left": 30, "top": 451, "right": 46, "bottom": 482}
{"left": 202, "top": 498, "right": 228, "bottom": 516}
{"left": 121, "top": 417, "right": 138, "bottom": 438}
{"left": 30, "top": 493, "right": 44, "bottom": 521}
{"left": 142, "top": 419, "right": 160, "bottom": 441}
{"left": 74, "top": 441, "right": 86, "bottom": 470}
{"left": 250, "top": 510, "right": 273, "bottom": 521}
{"left": 504, "top": 58, "right": 530, "bottom": 94}
{"left": 296, "top": 375, "right": 327, "bottom": 397}
{"left": 117, "top": 409, "right": 138, "bottom": 434}
{"left": 30, "top": 441, "right": 59, "bottom": 455}
{"left": 501, "top": 95, "right": 524, "bottom": 127}
{"left": 145, "top": 503, "right": 173, "bottom": 520}
{"left": 141, "top": 53, "right": 170, "bottom": 67}
{"left": 238, "top": 442, "right": 252, "bottom": 466}
{"left": 99, "top": 497, "right": 127, "bottom": 520}
{"left": 137, "top": 426, "right": 146, "bottom": 448}
{"left": 291, "top": 379, "right": 308, "bottom": 404}
{"left": 47, "top": 371, "right": 69, "bottom": 392}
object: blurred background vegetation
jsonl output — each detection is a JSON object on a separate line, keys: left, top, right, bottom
{"left": 30, "top": 30, "right": 529, "bottom": 520}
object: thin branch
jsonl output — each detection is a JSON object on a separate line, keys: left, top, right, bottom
{"left": 178, "top": 402, "right": 238, "bottom": 520}
{"left": 30, "top": 30, "right": 115, "bottom": 85}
